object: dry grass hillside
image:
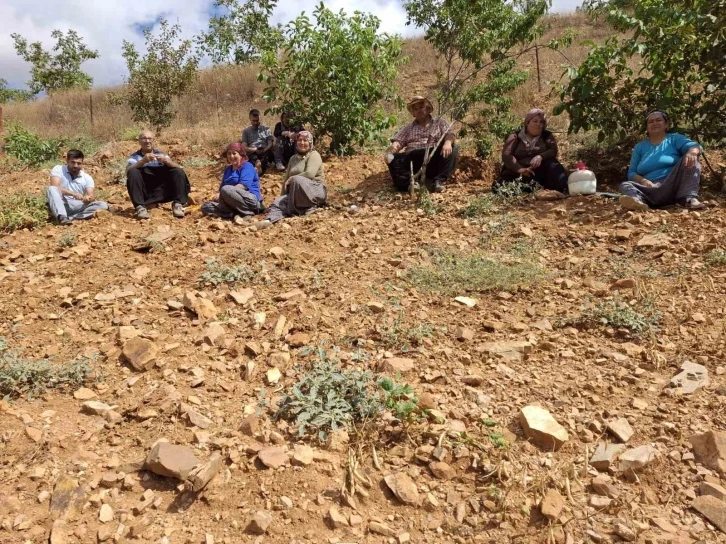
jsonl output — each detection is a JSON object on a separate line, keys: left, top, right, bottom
{"left": 2, "top": 13, "right": 605, "bottom": 147}
{"left": 1, "top": 10, "right": 726, "bottom": 544}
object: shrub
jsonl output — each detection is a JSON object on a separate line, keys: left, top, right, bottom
{"left": 259, "top": 3, "right": 405, "bottom": 155}
{"left": 197, "top": 0, "right": 283, "bottom": 65}
{"left": 555, "top": 0, "right": 725, "bottom": 146}
{"left": 576, "top": 296, "right": 661, "bottom": 335}
{"left": 0, "top": 192, "right": 49, "bottom": 232}
{"left": 58, "top": 231, "right": 78, "bottom": 248}
{"left": 706, "top": 249, "right": 726, "bottom": 267}
{"left": 408, "top": 249, "right": 544, "bottom": 294}
{"left": 0, "top": 340, "right": 96, "bottom": 399}
{"left": 276, "top": 343, "right": 418, "bottom": 440}
{"left": 2, "top": 123, "right": 63, "bottom": 167}
{"left": 119, "top": 20, "right": 199, "bottom": 132}
{"left": 198, "top": 258, "right": 256, "bottom": 285}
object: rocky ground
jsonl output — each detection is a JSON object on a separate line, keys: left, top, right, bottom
{"left": 1, "top": 138, "right": 726, "bottom": 544}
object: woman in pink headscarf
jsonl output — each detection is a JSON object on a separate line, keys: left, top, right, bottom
{"left": 493, "top": 108, "right": 568, "bottom": 198}
{"left": 201, "top": 142, "right": 263, "bottom": 219}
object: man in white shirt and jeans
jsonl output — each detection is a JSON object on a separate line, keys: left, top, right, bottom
{"left": 47, "top": 149, "right": 109, "bottom": 225}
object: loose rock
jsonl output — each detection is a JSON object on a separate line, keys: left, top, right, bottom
{"left": 145, "top": 442, "right": 200, "bottom": 479}
{"left": 690, "top": 431, "right": 726, "bottom": 473}
{"left": 519, "top": 405, "right": 569, "bottom": 451}
{"left": 384, "top": 472, "right": 421, "bottom": 505}
{"left": 122, "top": 337, "right": 158, "bottom": 371}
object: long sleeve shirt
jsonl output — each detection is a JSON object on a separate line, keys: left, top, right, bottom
{"left": 502, "top": 130, "right": 559, "bottom": 173}
{"left": 285, "top": 151, "right": 324, "bottom": 184}
{"left": 627, "top": 133, "right": 700, "bottom": 181}
{"left": 391, "top": 117, "right": 454, "bottom": 151}
{"left": 220, "top": 162, "right": 262, "bottom": 201}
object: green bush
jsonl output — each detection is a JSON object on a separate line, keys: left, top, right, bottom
{"left": 0, "top": 192, "right": 49, "bottom": 232}
{"left": 575, "top": 296, "right": 661, "bottom": 335}
{"left": 0, "top": 339, "right": 96, "bottom": 399}
{"left": 276, "top": 343, "right": 418, "bottom": 440}
{"left": 706, "top": 249, "right": 726, "bottom": 267}
{"left": 2, "top": 123, "right": 63, "bottom": 167}
{"left": 198, "top": 258, "right": 257, "bottom": 285}
{"left": 259, "top": 3, "right": 405, "bottom": 155}
{"left": 408, "top": 249, "right": 544, "bottom": 294}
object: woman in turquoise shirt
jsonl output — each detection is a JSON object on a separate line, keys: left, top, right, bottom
{"left": 619, "top": 111, "right": 705, "bottom": 210}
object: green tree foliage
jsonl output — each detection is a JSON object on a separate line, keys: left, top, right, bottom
{"left": 11, "top": 29, "right": 99, "bottom": 95}
{"left": 259, "top": 2, "right": 405, "bottom": 155}
{"left": 197, "top": 0, "right": 283, "bottom": 64}
{"left": 555, "top": 0, "right": 726, "bottom": 146}
{"left": 120, "top": 20, "right": 199, "bottom": 132}
{"left": 404, "top": 0, "right": 553, "bottom": 156}
{"left": 0, "top": 79, "right": 33, "bottom": 103}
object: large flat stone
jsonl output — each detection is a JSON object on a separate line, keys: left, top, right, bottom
{"left": 145, "top": 442, "right": 199, "bottom": 480}
{"left": 692, "top": 495, "right": 726, "bottom": 533}
{"left": 519, "top": 405, "right": 569, "bottom": 451}
{"left": 690, "top": 431, "right": 726, "bottom": 474}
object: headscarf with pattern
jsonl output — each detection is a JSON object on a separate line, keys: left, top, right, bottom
{"left": 226, "top": 142, "right": 248, "bottom": 164}
{"left": 519, "top": 108, "right": 547, "bottom": 148}
{"left": 296, "top": 131, "right": 314, "bottom": 153}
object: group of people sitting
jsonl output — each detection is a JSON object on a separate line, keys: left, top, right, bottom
{"left": 45, "top": 97, "right": 707, "bottom": 226}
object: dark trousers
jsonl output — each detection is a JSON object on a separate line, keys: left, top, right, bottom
{"left": 126, "top": 166, "right": 190, "bottom": 208}
{"left": 492, "top": 158, "right": 568, "bottom": 195}
{"left": 248, "top": 150, "right": 275, "bottom": 171}
{"left": 388, "top": 144, "right": 459, "bottom": 192}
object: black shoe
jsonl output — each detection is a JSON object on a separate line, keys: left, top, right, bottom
{"left": 432, "top": 180, "right": 445, "bottom": 193}
{"left": 58, "top": 216, "right": 72, "bottom": 225}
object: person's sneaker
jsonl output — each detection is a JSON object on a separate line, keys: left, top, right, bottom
{"left": 254, "top": 160, "right": 262, "bottom": 175}
{"left": 135, "top": 206, "right": 150, "bottom": 220}
{"left": 684, "top": 197, "right": 706, "bottom": 210}
{"left": 58, "top": 216, "right": 72, "bottom": 226}
{"left": 275, "top": 160, "right": 285, "bottom": 171}
{"left": 172, "top": 202, "right": 185, "bottom": 218}
{"left": 619, "top": 195, "right": 650, "bottom": 211}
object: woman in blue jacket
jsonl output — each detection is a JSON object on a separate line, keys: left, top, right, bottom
{"left": 619, "top": 111, "right": 705, "bottom": 211}
{"left": 202, "top": 142, "right": 263, "bottom": 219}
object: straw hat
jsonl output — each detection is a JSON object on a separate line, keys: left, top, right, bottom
{"left": 406, "top": 96, "right": 434, "bottom": 114}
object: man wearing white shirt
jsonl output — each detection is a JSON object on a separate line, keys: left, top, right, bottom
{"left": 47, "top": 149, "right": 109, "bottom": 225}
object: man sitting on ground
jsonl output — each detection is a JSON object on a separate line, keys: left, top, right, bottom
{"left": 384, "top": 96, "right": 458, "bottom": 193}
{"left": 126, "top": 130, "right": 190, "bottom": 220}
{"left": 242, "top": 109, "right": 275, "bottom": 175}
{"left": 47, "top": 149, "right": 109, "bottom": 225}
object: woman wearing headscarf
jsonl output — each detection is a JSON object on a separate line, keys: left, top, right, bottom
{"left": 263, "top": 131, "right": 326, "bottom": 224}
{"left": 493, "top": 108, "right": 568, "bottom": 197}
{"left": 619, "top": 111, "right": 705, "bottom": 211}
{"left": 201, "top": 142, "right": 263, "bottom": 219}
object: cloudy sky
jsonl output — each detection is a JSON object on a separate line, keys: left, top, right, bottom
{"left": 1, "top": 0, "right": 582, "bottom": 91}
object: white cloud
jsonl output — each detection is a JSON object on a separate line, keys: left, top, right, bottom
{"left": 0, "top": 0, "right": 580, "bottom": 90}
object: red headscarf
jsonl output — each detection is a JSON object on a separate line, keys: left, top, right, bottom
{"left": 226, "top": 142, "right": 248, "bottom": 164}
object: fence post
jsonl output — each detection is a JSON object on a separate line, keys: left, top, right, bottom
{"left": 535, "top": 45, "right": 542, "bottom": 93}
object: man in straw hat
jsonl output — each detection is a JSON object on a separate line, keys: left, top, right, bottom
{"left": 384, "top": 96, "right": 458, "bottom": 193}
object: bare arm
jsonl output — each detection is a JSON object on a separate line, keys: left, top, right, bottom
{"left": 50, "top": 176, "right": 84, "bottom": 199}
{"left": 385, "top": 141, "right": 403, "bottom": 155}
{"left": 262, "top": 136, "right": 275, "bottom": 153}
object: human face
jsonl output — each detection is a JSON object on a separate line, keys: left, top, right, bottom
{"left": 138, "top": 132, "right": 154, "bottom": 152}
{"left": 411, "top": 101, "right": 430, "bottom": 122}
{"left": 66, "top": 157, "right": 83, "bottom": 176}
{"left": 526, "top": 115, "right": 544, "bottom": 137}
{"left": 296, "top": 135, "right": 311, "bottom": 154}
{"left": 646, "top": 114, "right": 668, "bottom": 138}
{"left": 227, "top": 150, "right": 243, "bottom": 167}
{"left": 250, "top": 115, "right": 260, "bottom": 128}
{"left": 281, "top": 113, "right": 289, "bottom": 125}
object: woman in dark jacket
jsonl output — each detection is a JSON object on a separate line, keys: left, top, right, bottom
{"left": 493, "top": 108, "right": 568, "bottom": 197}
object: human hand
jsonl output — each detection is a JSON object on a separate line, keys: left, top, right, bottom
{"left": 529, "top": 155, "right": 542, "bottom": 169}
{"left": 74, "top": 192, "right": 85, "bottom": 200}
{"left": 384, "top": 153, "right": 394, "bottom": 164}
{"left": 212, "top": 192, "right": 220, "bottom": 202}
{"left": 641, "top": 179, "right": 655, "bottom": 187}
{"left": 519, "top": 167, "right": 534, "bottom": 177}
{"left": 143, "top": 153, "right": 157, "bottom": 163}
{"left": 82, "top": 194, "right": 93, "bottom": 203}
{"left": 155, "top": 154, "right": 169, "bottom": 165}
{"left": 441, "top": 141, "right": 453, "bottom": 158}
{"left": 684, "top": 152, "right": 699, "bottom": 168}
